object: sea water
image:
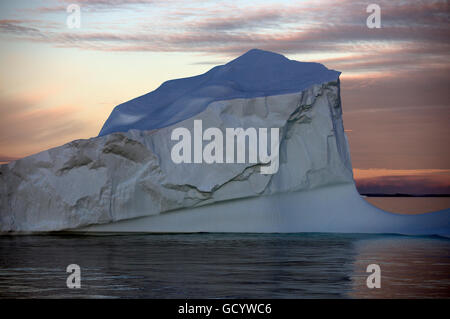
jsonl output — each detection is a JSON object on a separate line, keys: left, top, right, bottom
{"left": 0, "top": 231, "right": 448, "bottom": 298}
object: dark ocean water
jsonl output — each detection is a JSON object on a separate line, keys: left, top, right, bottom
{"left": 0, "top": 232, "right": 449, "bottom": 299}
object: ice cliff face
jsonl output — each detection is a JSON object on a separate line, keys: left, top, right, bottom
{"left": 0, "top": 50, "right": 356, "bottom": 232}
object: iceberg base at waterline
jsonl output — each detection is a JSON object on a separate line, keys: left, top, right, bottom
{"left": 75, "top": 183, "right": 450, "bottom": 236}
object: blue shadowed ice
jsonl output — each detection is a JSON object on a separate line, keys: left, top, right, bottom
{"left": 98, "top": 49, "right": 341, "bottom": 136}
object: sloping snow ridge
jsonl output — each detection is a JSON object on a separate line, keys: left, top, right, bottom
{"left": 0, "top": 49, "right": 448, "bottom": 235}
{"left": 98, "top": 49, "right": 341, "bottom": 136}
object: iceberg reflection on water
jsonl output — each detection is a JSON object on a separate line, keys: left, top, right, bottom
{"left": 0, "top": 232, "right": 448, "bottom": 298}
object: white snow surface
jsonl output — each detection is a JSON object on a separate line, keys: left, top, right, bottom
{"left": 98, "top": 49, "right": 341, "bottom": 136}
{"left": 0, "top": 49, "right": 448, "bottom": 234}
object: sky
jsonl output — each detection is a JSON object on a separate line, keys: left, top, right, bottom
{"left": 0, "top": 0, "right": 449, "bottom": 194}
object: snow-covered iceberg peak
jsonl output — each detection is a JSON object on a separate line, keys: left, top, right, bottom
{"left": 98, "top": 49, "right": 340, "bottom": 137}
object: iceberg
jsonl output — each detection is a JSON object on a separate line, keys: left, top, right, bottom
{"left": 98, "top": 49, "right": 340, "bottom": 136}
{"left": 0, "top": 49, "right": 449, "bottom": 235}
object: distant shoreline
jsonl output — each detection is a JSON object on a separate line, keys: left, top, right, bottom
{"left": 360, "top": 194, "right": 450, "bottom": 197}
